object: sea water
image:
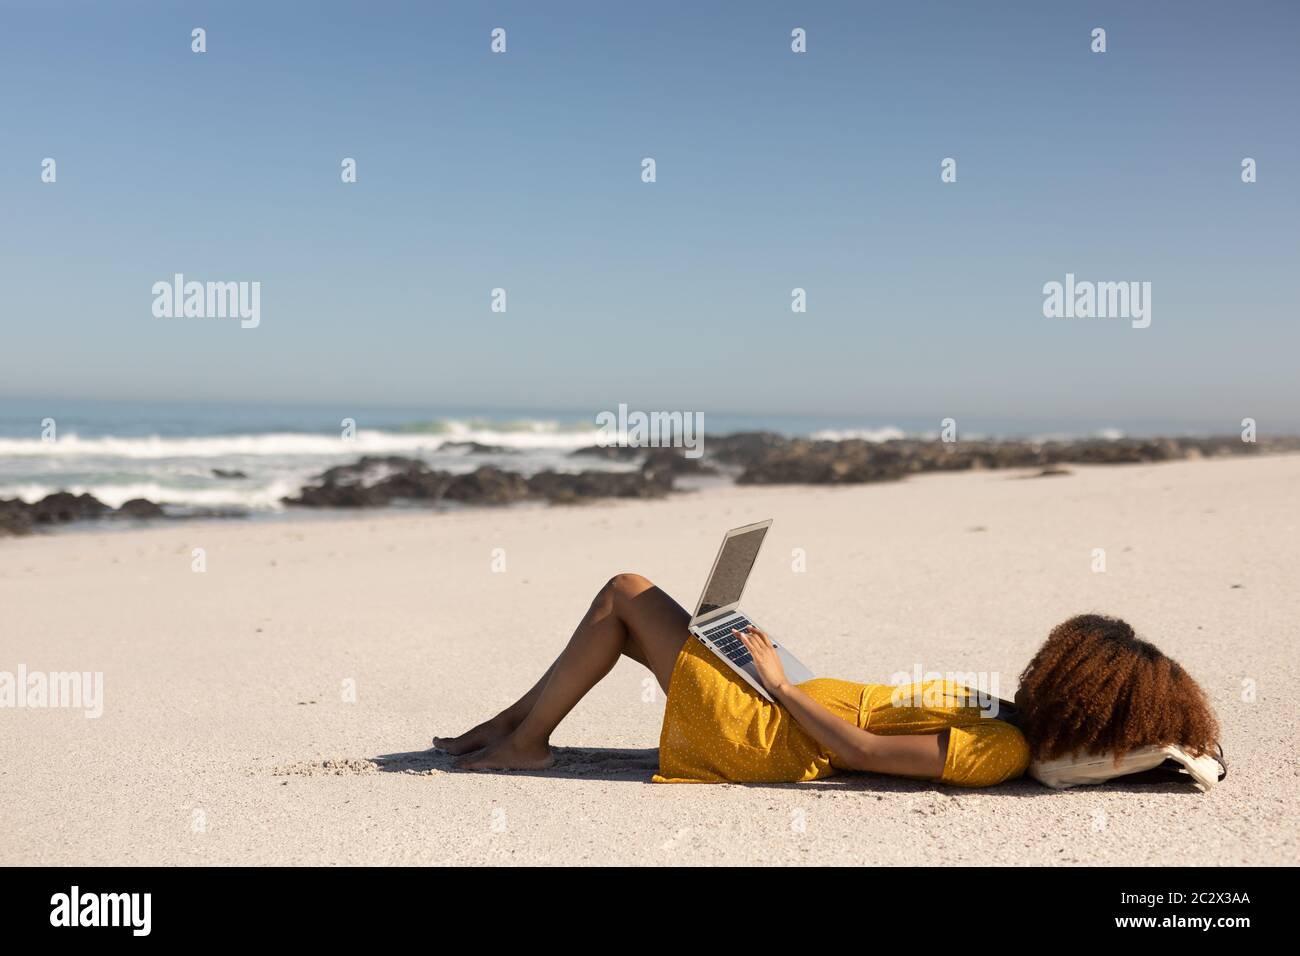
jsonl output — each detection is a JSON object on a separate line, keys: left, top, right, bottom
{"left": 0, "top": 396, "right": 1226, "bottom": 519}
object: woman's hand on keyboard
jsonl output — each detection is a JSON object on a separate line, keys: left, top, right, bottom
{"left": 734, "top": 625, "right": 789, "bottom": 695}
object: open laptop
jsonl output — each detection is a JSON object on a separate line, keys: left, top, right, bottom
{"left": 689, "top": 519, "right": 815, "bottom": 701}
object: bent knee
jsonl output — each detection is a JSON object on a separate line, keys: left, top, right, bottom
{"left": 606, "top": 572, "right": 655, "bottom": 599}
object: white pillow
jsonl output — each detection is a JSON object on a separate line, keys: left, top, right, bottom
{"left": 1029, "top": 744, "right": 1223, "bottom": 791}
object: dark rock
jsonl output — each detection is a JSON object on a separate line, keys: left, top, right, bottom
{"left": 1039, "top": 439, "right": 1174, "bottom": 466}
{"left": 169, "top": 506, "right": 249, "bottom": 520}
{"left": 737, "top": 439, "right": 910, "bottom": 485}
{"left": 732, "top": 437, "right": 1054, "bottom": 485}
{"left": 212, "top": 468, "right": 248, "bottom": 479}
{"left": 29, "top": 492, "right": 109, "bottom": 524}
{"left": 528, "top": 469, "right": 673, "bottom": 504}
{"left": 275, "top": 436, "right": 1300, "bottom": 508}
{"left": 282, "top": 482, "right": 389, "bottom": 508}
{"left": 568, "top": 444, "right": 644, "bottom": 462}
{"left": 443, "top": 467, "right": 531, "bottom": 505}
{"left": 285, "top": 456, "right": 442, "bottom": 508}
{"left": 368, "top": 469, "right": 454, "bottom": 501}
{"left": 707, "top": 432, "right": 792, "bottom": 468}
{"left": 0, "top": 499, "right": 34, "bottom": 537}
{"left": 117, "top": 498, "right": 165, "bottom": 518}
{"left": 315, "top": 455, "right": 429, "bottom": 485}
{"left": 440, "top": 441, "right": 514, "bottom": 454}
{"left": 640, "top": 448, "right": 718, "bottom": 480}
{"left": 285, "top": 456, "right": 495, "bottom": 508}
{"left": 730, "top": 435, "right": 1300, "bottom": 486}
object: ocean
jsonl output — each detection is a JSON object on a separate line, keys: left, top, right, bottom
{"left": 0, "top": 397, "right": 1227, "bottom": 516}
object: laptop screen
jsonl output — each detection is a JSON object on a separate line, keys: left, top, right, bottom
{"left": 696, "top": 526, "right": 767, "bottom": 617}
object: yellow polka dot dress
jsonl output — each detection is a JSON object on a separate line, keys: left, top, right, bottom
{"left": 652, "top": 638, "right": 1029, "bottom": 787}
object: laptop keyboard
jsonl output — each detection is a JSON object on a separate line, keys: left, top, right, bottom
{"left": 701, "top": 617, "right": 755, "bottom": 666}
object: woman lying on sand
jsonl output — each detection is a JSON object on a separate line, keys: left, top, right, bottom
{"left": 435, "top": 574, "right": 1220, "bottom": 787}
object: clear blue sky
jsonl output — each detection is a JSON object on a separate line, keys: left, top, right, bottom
{"left": 2, "top": 1, "right": 1297, "bottom": 430}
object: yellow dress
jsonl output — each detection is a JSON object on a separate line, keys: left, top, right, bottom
{"left": 652, "top": 638, "right": 1029, "bottom": 788}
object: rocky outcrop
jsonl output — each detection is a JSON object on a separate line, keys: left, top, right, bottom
{"left": 282, "top": 481, "right": 393, "bottom": 508}
{"left": 283, "top": 456, "right": 448, "bottom": 507}
{"left": 730, "top": 435, "right": 1295, "bottom": 485}
{"left": 368, "top": 469, "right": 454, "bottom": 502}
{"left": 29, "top": 492, "right": 110, "bottom": 523}
{"left": 313, "top": 455, "right": 427, "bottom": 486}
{"left": 640, "top": 448, "right": 719, "bottom": 481}
{"left": 527, "top": 469, "right": 673, "bottom": 504}
{"left": 283, "top": 459, "right": 675, "bottom": 509}
{"left": 117, "top": 498, "right": 166, "bottom": 518}
{"left": 0, "top": 499, "right": 33, "bottom": 537}
{"left": 6, "top": 435, "right": 1295, "bottom": 539}
{"left": 1, "top": 491, "right": 128, "bottom": 535}
{"left": 444, "top": 467, "right": 532, "bottom": 505}
{"left": 707, "top": 432, "right": 794, "bottom": 468}
{"left": 568, "top": 444, "right": 643, "bottom": 462}
{"left": 0, "top": 491, "right": 248, "bottom": 535}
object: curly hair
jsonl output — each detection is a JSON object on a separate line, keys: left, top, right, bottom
{"left": 1015, "top": 614, "right": 1219, "bottom": 763}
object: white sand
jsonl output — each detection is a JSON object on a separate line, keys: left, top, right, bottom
{"left": 2, "top": 456, "right": 1297, "bottom": 866}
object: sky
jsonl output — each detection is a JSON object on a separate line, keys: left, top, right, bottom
{"left": 1, "top": 0, "right": 1297, "bottom": 431}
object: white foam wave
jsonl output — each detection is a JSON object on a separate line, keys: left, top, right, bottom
{"left": 0, "top": 422, "right": 604, "bottom": 459}
{"left": 1022, "top": 429, "right": 1128, "bottom": 443}
{"left": 808, "top": 426, "right": 907, "bottom": 443}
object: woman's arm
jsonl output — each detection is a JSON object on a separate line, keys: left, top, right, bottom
{"left": 735, "top": 626, "right": 948, "bottom": 779}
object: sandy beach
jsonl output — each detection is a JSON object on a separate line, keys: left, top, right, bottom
{"left": 2, "top": 455, "right": 1296, "bottom": 866}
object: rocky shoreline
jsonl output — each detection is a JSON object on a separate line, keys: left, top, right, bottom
{"left": 1, "top": 492, "right": 165, "bottom": 538}
{"left": 4, "top": 433, "right": 1297, "bottom": 538}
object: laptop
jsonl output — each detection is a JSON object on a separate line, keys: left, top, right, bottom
{"left": 689, "top": 519, "right": 815, "bottom": 701}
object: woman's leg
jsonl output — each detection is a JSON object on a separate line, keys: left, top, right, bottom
{"left": 447, "top": 573, "right": 690, "bottom": 770}
{"left": 432, "top": 663, "right": 558, "bottom": 755}
{"left": 434, "top": 573, "right": 675, "bottom": 755}
{"left": 438, "top": 640, "right": 650, "bottom": 754}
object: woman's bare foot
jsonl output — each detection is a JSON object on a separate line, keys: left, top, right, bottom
{"left": 454, "top": 733, "right": 555, "bottom": 771}
{"left": 432, "top": 713, "right": 517, "bottom": 755}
